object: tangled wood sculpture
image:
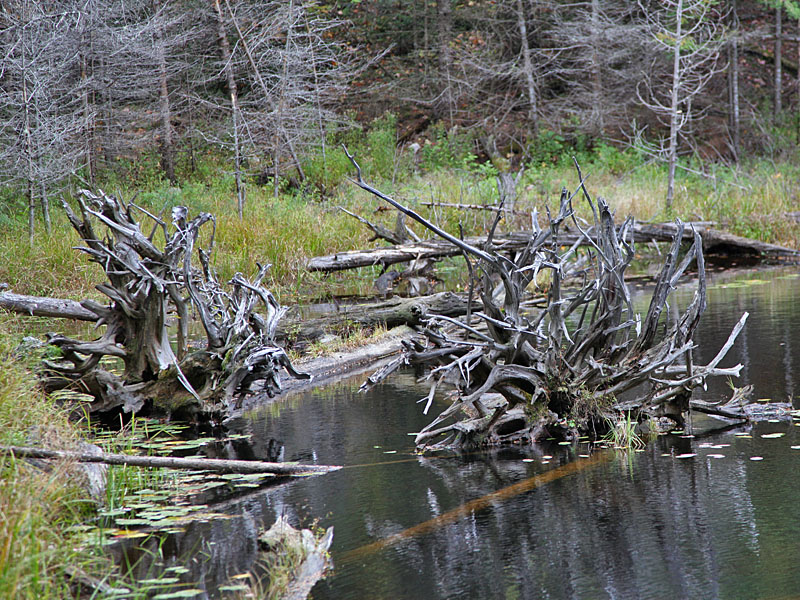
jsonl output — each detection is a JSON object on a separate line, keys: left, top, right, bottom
{"left": 42, "top": 190, "right": 307, "bottom": 417}
{"left": 350, "top": 150, "right": 748, "bottom": 449}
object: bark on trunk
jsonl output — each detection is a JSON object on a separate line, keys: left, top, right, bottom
{"left": 213, "top": 0, "right": 246, "bottom": 218}
{"left": 776, "top": 4, "right": 783, "bottom": 117}
{"left": 516, "top": 0, "right": 538, "bottom": 132}
{"left": 153, "top": 0, "right": 176, "bottom": 185}
{"left": 666, "top": 0, "right": 683, "bottom": 214}
{"left": 729, "top": 0, "right": 740, "bottom": 162}
{"left": 436, "top": 0, "right": 454, "bottom": 123}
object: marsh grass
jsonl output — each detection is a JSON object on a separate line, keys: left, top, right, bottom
{"left": 3, "top": 131, "right": 798, "bottom": 304}
{"left": 603, "top": 412, "right": 646, "bottom": 451}
{"left": 0, "top": 335, "right": 98, "bottom": 599}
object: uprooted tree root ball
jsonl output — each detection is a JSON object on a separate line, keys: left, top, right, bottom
{"left": 354, "top": 151, "right": 748, "bottom": 450}
{"left": 41, "top": 189, "right": 308, "bottom": 419}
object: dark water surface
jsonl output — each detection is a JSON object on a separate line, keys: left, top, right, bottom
{"left": 228, "top": 267, "right": 800, "bottom": 600}
{"left": 135, "top": 267, "right": 800, "bottom": 599}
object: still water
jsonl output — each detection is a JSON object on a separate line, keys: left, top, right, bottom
{"left": 136, "top": 267, "right": 800, "bottom": 599}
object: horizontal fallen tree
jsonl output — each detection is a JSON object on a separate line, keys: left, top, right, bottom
{"left": 348, "top": 150, "right": 750, "bottom": 449}
{"left": 35, "top": 190, "right": 308, "bottom": 418}
{"left": 307, "top": 221, "right": 800, "bottom": 273}
{"left": 2, "top": 288, "right": 478, "bottom": 347}
{"left": 1, "top": 445, "right": 340, "bottom": 476}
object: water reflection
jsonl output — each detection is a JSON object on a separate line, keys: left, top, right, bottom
{"left": 119, "top": 267, "right": 800, "bottom": 599}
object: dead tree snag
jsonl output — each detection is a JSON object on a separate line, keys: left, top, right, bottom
{"left": 349, "top": 150, "right": 748, "bottom": 450}
{"left": 42, "top": 190, "right": 307, "bottom": 417}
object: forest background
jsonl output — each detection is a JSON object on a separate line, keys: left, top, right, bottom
{"left": 2, "top": 0, "right": 800, "bottom": 306}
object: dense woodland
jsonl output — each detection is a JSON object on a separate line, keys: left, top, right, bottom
{"left": 2, "top": 0, "right": 800, "bottom": 233}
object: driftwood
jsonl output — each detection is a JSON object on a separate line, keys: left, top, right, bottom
{"left": 420, "top": 201, "right": 529, "bottom": 217}
{"left": 2, "top": 288, "right": 476, "bottom": 348}
{"left": 0, "top": 289, "right": 99, "bottom": 321}
{"left": 37, "top": 190, "right": 308, "bottom": 417}
{"left": 307, "top": 222, "right": 800, "bottom": 273}
{"left": 690, "top": 384, "right": 795, "bottom": 423}
{"left": 258, "top": 515, "right": 334, "bottom": 600}
{"left": 1, "top": 445, "right": 340, "bottom": 476}
{"left": 278, "top": 292, "right": 477, "bottom": 346}
{"left": 345, "top": 148, "right": 749, "bottom": 449}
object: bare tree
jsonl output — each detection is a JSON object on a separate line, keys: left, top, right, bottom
{"left": 198, "top": 0, "right": 354, "bottom": 205}
{"left": 0, "top": 0, "right": 88, "bottom": 240}
{"left": 637, "top": 0, "right": 728, "bottom": 213}
{"left": 776, "top": 0, "right": 783, "bottom": 116}
{"left": 727, "top": 0, "right": 742, "bottom": 161}
{"left": 550, "top": 0, "right": 647, "bottom": 139}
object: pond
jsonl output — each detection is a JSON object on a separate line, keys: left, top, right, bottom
{"left": 121, "top": 266, "right": 800, "bottom": 599}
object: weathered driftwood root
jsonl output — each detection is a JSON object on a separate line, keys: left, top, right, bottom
{"left": 1, "top": 445, "right": 340, "bottom": 476}
{"left": 349, "top": 150, "right": 749, "bottom": 450}
{"left": 257, "top": 515, "right": 334, "bottom": 600}
{"left": 38, "top": 190, "right": 307, "bottom": 417}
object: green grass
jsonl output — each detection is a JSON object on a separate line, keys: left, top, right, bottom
{"left": 0, "top": 335, "right": 96, "bottom": 599}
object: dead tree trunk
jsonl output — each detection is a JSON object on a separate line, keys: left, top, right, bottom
{"left": 41, "top": 190, "right": 307, "bottom": 417}
{"left": 348, "top": 149, "right": 748, "bottom": 450}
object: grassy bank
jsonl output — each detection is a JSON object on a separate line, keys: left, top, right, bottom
{"left": 3, "top": 136, "right": 798, "bottom": 304}
{"left": 0, "top": 335, "right": 95, "bottom": 598}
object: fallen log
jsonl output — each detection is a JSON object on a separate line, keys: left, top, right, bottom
{"left": 306, "top": 222, "right": 800, "bottom": 272}
{"left": 278, "top": 292, "right": 478, "bottom": 344}
{"left": 1, "top": 445, "right": 340, "bottom": 476}
{"left": 0, "top": 288, "right": 477, "bottom": 348}
{"left": 0, "top": 289, "right": 99, "bottom": 321}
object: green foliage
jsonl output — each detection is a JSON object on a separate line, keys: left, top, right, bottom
{"left": 0, "top": 336, "right": 101, "bottom": 599}
{"left": 364, "top": 113, "right": 399, "bottom": 179}
{"left": 603, "top": 412, "right": 645, "bottom": 450}
{"left": 528, "top": 129, "right": 568, "bottom": 166}
{"left": 420, "top": 123, "right": 476, "bottom": 170}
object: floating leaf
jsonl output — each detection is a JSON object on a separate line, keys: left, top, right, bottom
{"left": 219, "top": 584, "right": 250, "bottom": 592}
{"left": 115, "top": 518, "right": 156, "bottom": 527}
{"left": 138, "top": 577, "right": 180, "bottom": 585}
{"left": 112, "top": 530, "right": 150, "bottom": 539}
{"left": 152, "top": 590, "right": 204, "bottom": 599}
{"left": 165, "top": 567, "right": 190, "bottom": 574}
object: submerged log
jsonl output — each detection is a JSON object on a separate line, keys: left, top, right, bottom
{"left": 307, "top": 222, "right": 800, "bottom": 272}
{"left": 1, "top": 445, "right": 340, "bottom": 476}
{"left": 344, "top": 149, "right": 750, "bottom": 450}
